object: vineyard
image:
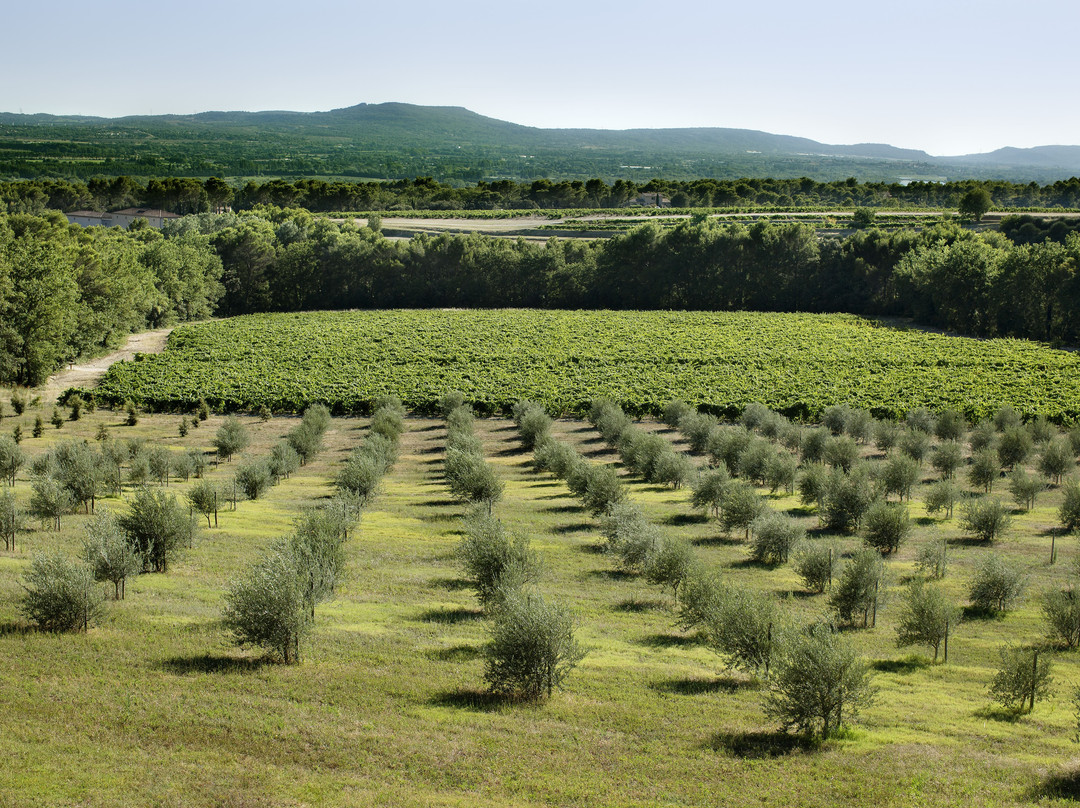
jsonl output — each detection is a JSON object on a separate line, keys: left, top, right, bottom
{"left": 89, "top": 310, "right": 1080, "bottom": 421}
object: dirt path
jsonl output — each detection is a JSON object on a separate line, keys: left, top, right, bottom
{"left": 42, "top": 327, "right": 173, "bottom": 404}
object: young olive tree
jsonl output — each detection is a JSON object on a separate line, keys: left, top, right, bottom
{"left": 960, "top": 497, "right": 1012, "bottom": 542}
{"left": 82, "top": 510, "right": 141, "bottom": 600}
{"left": 21, "top": 552, "right": 104, "bottom": 632}
{"left": 989, "top": 645, "right": 1052, "bottom": 714}
{"left": 793, "top": 540, "right": 839, "bottom": 594}
{"left": 895, "top": 580, "right": 960, "bottom": 662}
{"left": 764, "top": 623, "right": 875, "bottom": 739}
{"left": 223, "top": 545, "right": 309, "bottom": 664}
{"left": 483, "top": 591, "right": 586, "bottom": 702}
{"left": 213, "top": 416, "right": 250, "bottom": 462}
{"left": 968, "top": 554, "right": 1026, "bottom": 614}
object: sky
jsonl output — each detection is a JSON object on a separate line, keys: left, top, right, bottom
{"left": 3, "top": 0, "right": 1077, "bottom": 156}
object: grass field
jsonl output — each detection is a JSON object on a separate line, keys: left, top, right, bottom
{"left": 2, "top": 394, "right": 1080, "bottom": 807}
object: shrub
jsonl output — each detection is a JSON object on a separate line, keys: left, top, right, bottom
{"left": 82, "top": 510, "right": 141, "bottom": 600}
{"left": 692, "top": 467, "right": 730, "bottom": 519}
{"left": 599, "top": 502, "right": 661, "bottom": 572}
{"left": 533, "top": 439, "right": 580, "bottom": 479}
{"left": 800, "top": 427, "right": 830, "bottom": 464}
{"left": 1042, "top": 587, "right": 1080, "bottom": 648}
{"left": 484, "top": 591, "right": 586, "bottom": 701}
{"left": 873, "top": 420, "right": 901, "bottom": 454}
{"left": 235, "top": 461, "right": 272, "bottom": 500}
{"left": 678, "top": 569, "right": 725, "bottom": 631}
{"left": 20, "top": 552, "right": 104, "bottom": 632}
{"left": 861, "top": 500, "right": 911, "bottom": 554}
{"left": 968, "top": 420, "right": 997, "bottom": 453}
{"left": 968, "top": 554, "right": 1026, "bottom": 614}
{"left": 960, "top": 497, "right": 1012, "bottom": 542}
{"left": 749, "top": 512, "right": 805, "bottom": 565}
{"left": 679, "top": 411, "right": 719, "bottom": 454}
{"left": 764, "top": 450, "right": 798, "bottom": 494}
{"left": 822, "top": 466, "right": 876, "bottom": 533}
{"left": 662, "top": 399, "right": 692, "bottom": 428}
{"left": 998, "top": 426, "right": 1033, "bottom": 471}
{"left": 989, "top": 645, "right": 1052, "bottom": 714}
{"left": 223, "top": 545, "right": 309, "bottom": 663}
{"left": 793, "top": 541, "right": 839, "bottom": 594}
{"left": 1008, "top": 468, "right": 1045, "bottom": 511}
{"left": 823, "top": 435, "right": 859, "bottom": 472}
{"left": 934, "top": 409, "right": 967, "bottom": 442}
{"left": 915, "top": 538, "right": 949, "bottom": 579}
{"left": 268, "top": 442, "right": 301, "bottom": 481}
{"left": 644, "top": 537, "right": 700, "bottom": 603}
{"left": 440, "top": 390, "right": 465, "bottom": 415}
{"left": 1039, "top": 439, "right": 1074, "bottom": 485}
{"left": 924, "top": 480, "right": 960, "bottom": 519}
{"left": 930, "top": 442, "right": 964, "bottom": 480}
{"left": 898, "top": 429, "right": 931, "bottom": 464}
{"left": 880, "top": 453, "right": 920, "bottom": 501}
{"left": 764, "top": 622, "right": 875, "bottom": 739}
{"left": 993, "top": 405, "right": 1022, "bottom": 432}
{"left": 118, "top": 487, "right": 195, "bottom": 573}
{"left": 517, "top": 407, "right": 553, "bottom": 451}
{"left": 968, "top": 449, "right": 1001, "bottom": 493}
{"left": 706, "top": 427, "right": 752, "bottom": 474}
{"left": 703, "top": 584, "right": 780, "bottom": 675}
{"left": 830, "top": 548, "right": 885, "bottom": 627}
{"left": 457, "top": 512, "right": 539, "bottom": 610}
{"left": 719, "top": 481, "right": 765, "bottom": 539}
{"left": 653, "top": 450, "right": 693, "bottom": 489}
{"left": 895, "top": 580, "right": 959, "bottom": 661}
{"left": 1061, "top": 479, "right": 1080, "bottom": 532}
{"left": 797, "top": 464, "right": 829, "bottom": 511}
{"left": 214, "top": 416, "right": 250, "bottom": 462}
{"left": 905, "top": 407, "right": 935, "bottom": 434}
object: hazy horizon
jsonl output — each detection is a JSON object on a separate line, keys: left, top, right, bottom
{"left": 4, "top": 0, "right": 1077, "bottom": 156}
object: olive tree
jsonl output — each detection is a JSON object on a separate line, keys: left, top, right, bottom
{"left": 457, "top": 511, "right": 540, "bottom": 611}
{"left": 989, "top": 645, "right": 1052, "bottom": 714}
{"left": 223, "top": 545, "right": 309, "bottom": 664}
{"left": 483, "top": 591, "right": 586, "bottom": 701}
{"left": 895, "top": 580, "right": 960, "bottom": 662}
{"left": 21, "top": 552, "right": 104, "bottom": 632}
{"left": 119, "top": 487, "right": 196, "bottom": 573}
{"left": 213, "top": 416, "right": 250, "bottom": 462}
{"left": 82, "top": 510, "right": 141, "bottom": 600}
{"left": 968, "top": 553, "right": 1026, "bottom": 614}
{"left": 764, "top": 623, "right": 875, "bottom": 739}
{"left": 960, "top": 497, "right": 1012, "bottom": 542}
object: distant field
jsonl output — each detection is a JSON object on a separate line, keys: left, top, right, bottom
{"left": 89, "top": 310, "right": 1080, "bottom": 421}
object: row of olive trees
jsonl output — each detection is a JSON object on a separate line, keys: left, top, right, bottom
{"left": 442, "top": 394, "right": 504, "bottom": 513}
{"left": 223, "top": 503, "right": 357, "bottom": 663}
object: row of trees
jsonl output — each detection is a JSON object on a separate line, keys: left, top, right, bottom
{"left": 6, "top": 175, "right": 1080, "bottom": 216}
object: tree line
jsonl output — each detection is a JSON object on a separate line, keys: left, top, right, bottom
{"left": 4, "top": 175, "right": 1080, "bottom": 216}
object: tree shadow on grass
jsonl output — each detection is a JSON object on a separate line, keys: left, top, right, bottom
{"left": 160, "top": 654, "right": 274, "bottom": 675}
{"left": 414, "top": 423, "right": 443, "bottom": 432}
{"left": 494, "top": 445, "right": 525, "bottom": 458}
{"left": 707, "top": 729, "right": 819, "bottom": 758}
{"left": 871, "top": 655, "right": 932, "bottom": 674}
{"left": 0, "top": 621, "right": 32, "bottom": 637}
{"left": 431, "top": 577, "right": 472, "bottom": 591}
{"left": 425, "top": 644, "right": 483, "bottom": 662}
{"left": 585, "top": 569, "right": 638, "bottom": 582}
{"left": 651, "top": 674, "right": 748, "bottom": 695}
{"left": 948, "top": 536, "right": 992, "bottom": 547}
{"left": 693, "top": 535, "right": 744, "bottom": 547}
{"left": 639, "top": 632, "right": 698, "bottom": 649}
{"left": 542, "top": 503, "right": 585, "bottom": 514}
{"left": 417, "top": 607, "right": 484, "bottom": 625}
{"left": 728, "top": 557, "right": 779, "bottom": 571}
{"left": 614, "top": 597, "right": 669, "bottom": 613}
{"left": 973, "top": 705, "right": 1024, "bottom": 723}
{"left": 552, "top": 522, "right": 593, "bottom": 535}
{"left": 421, "top": 498, "right": 460, "bottom": 508}
{"left": 662, "top": 513, "right": 708, "bottom": 527}
{"left": 1030, "top": 765, "right": 1080, "bottom": 801}
{"left": 528, "top": 480, "right": 561, "bottom": 489}
{"left": 429, "top": 688, "right": 514, "bottom": 712}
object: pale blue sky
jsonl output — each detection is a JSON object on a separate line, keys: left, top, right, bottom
{"left": 3, "top": 0, "right": 1077, "bottom": 155}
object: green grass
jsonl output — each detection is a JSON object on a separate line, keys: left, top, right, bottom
{"left": 2, "top": 402, "right": 1080, "bottom": 806}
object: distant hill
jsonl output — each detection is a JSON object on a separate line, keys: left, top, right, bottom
{"left": 0, "top": 102, "right": 1077, "bottom": 183}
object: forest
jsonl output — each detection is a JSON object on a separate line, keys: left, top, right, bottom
{"left": 4, "top": 174, "right": 1080, "bottom": 215}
